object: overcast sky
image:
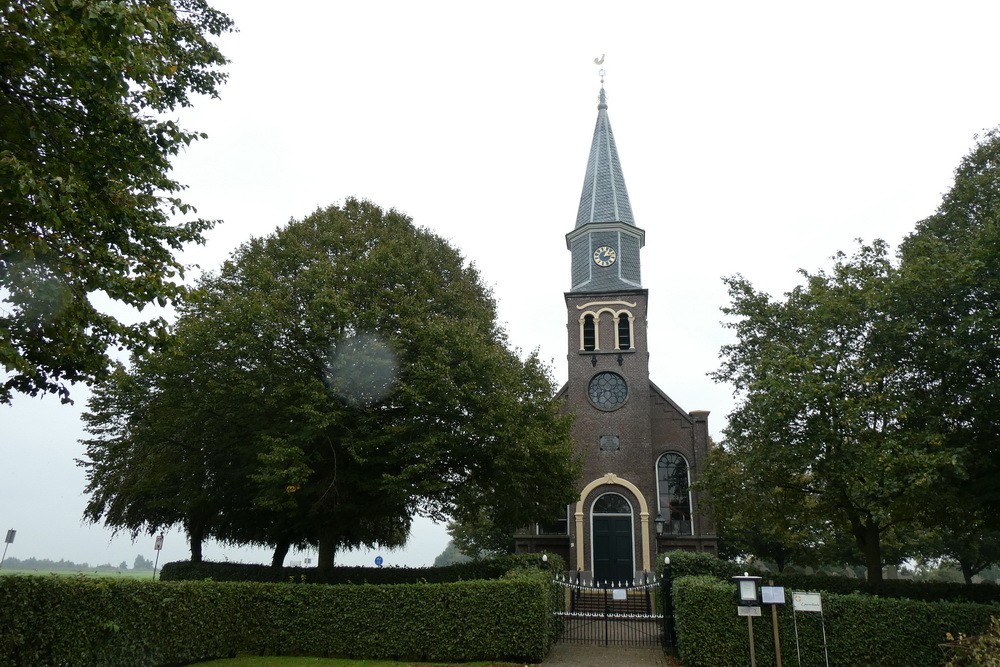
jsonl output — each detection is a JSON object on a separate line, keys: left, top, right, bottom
{"left": 4, "top": 1, "right": 1000, "bottom": 570}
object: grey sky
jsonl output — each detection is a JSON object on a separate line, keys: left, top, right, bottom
{"left": 3, "top": 0, "right": 1000, "bottom": 569}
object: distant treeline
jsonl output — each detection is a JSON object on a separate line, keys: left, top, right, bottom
{"left": 1, "top": 554, "right": 154, "bottom": 572}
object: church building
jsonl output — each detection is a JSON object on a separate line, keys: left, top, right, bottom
{"left": 515, "top": 83, "right": 718, "bottom": 581}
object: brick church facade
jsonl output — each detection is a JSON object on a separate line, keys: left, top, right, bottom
{"left": 514, "top": 84, "right": 718, "bottom": 580}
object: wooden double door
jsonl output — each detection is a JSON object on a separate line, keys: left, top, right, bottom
{"left": 592, "top": 515, "right": 634, "bottom": 583}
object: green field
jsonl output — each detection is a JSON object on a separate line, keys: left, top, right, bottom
{"left": 0, "top": 568, "right": 156, "bottom": 579}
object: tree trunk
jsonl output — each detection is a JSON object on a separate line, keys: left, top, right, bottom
{"left": 271, "top": 539, "right": 291, "bottom": 568}
{"left": 317, "top": 527, "right": 337, "bottom": 570}
{"left": 960, "top": 560, "right": 976, "bottom": 585}
{"left": 850, "top": 516, "right": 883, "bottom": 591}
{"left": 189, "top": 522, "right": 205, "bottom": 563}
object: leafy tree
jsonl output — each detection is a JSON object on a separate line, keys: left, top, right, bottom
{"left": 894, "top": 128, "right": 1000, "bottom": 525}
{"left": 432, "top": 540, "right": 473, "bottom": 567}
{"left": 81, "top": 200, "right": 579, "bottom": 567}
{"left": 447, "top": 511, "right": 515, "bottom": 558}
{"left": 133, "top": 554, "right": 154, "bottom": 570}
{"left": 698, "top": 446, "right": 822, "bottom": 571}
{"left": 1, "top": 0, "right": 233, "bottom": 403}
{"left": 713, "top": 241, "right": 953, "bottom": 588}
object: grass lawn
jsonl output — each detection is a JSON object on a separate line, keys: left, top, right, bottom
{"left": 195, "top": 658, "right": 533, "bottom": 667}
{"left": 0, "top": 568, "right": 156, "bottom": 579}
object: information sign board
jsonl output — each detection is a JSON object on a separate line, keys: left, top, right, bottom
{"left": 761, "top": 586, "right": 786, "bottom": 604}
{"left": 792, "top": 591, "right": 822, "bottom": 612}
{"left": 612, "top": 588, "right": 627, "bottom": 601}
{"left": 737, "top": 606, "right": 762, "bottom": 617}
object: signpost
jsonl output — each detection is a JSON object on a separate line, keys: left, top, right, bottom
{"left": 152, "top": 534, "right": 164, "bottom": 580}
{"left": 762, "top": 585, "right": 786, "bottom": 667}
{"left": 0, "top": 529, "right": 15, "bottom": 570}
{"left": 374, "top": 555, "right": 383, "bottom": 568}
{"left": 733, "top": 573, "right": 763, "bottom": 667}
{"left": 792, "top": 591, "right": 830, "bottom": 667}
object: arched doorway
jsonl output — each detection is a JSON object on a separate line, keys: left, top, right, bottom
{"left": 591, "top": 492, "right": 634, "bottom": 583}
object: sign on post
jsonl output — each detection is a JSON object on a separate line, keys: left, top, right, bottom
{"left": 791, "top": 592, "right": 830, "bottom": 667}
{"left": 154, "top": 534, "right": 164, "bottom": 551}
{"left": 4, "top": 529, "right": 14, "bottom": 544}
{"left": 792, "top": 591, "right": 822, "bottom": 612}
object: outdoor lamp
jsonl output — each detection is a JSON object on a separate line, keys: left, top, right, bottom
{"left": 655, "top": 514, "right": 665, "bottom": 535}
{"left": 732, "top": 572, "right": 762, "bottom": 606}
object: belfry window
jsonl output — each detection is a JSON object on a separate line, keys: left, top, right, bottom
{"left": 657, "top": 453, "right": 693, "bottom": 536}
{"left": 617, "top": 313, "right": 631, "bottom": 350}
{"left": 583, "top": 314, "right": 596, "bottom": 351}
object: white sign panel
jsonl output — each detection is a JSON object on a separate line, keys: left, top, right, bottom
{"left": 154, "top": 534, "right": 164, "bottom": 551}
{"left": 761, "top": 586, "right": 786, "bottom": 604}
{"left": 612, "top": 588, "right": 627, "bottom": 601}
{"left": 737, "top": 606, "right": 762, "bottom": 617}
{"left": 792, "top": 591, "right": 823, "bottom": 612}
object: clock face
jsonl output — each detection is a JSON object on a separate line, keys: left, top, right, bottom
{"left": 593, "top": 245, "right": 617, "bottom": 267}
{"left": 588, "top": 371, "right": 628, "bottom": 411}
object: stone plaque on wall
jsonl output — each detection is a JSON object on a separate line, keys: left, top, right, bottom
{"left": 599, "top": 435, "right": 620, "bottom": 451}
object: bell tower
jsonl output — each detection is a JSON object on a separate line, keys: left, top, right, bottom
{"left": 514, "top": 76, "right": 717, "bottom": 576}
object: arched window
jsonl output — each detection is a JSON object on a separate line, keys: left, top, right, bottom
{"left": 593, "top": 492, "right": 631, "bottom": 514}
{"left": 617, "top": 313, "right": 631, "bottom": 350}
{"left": 583, "top": 314, "right": 596, "bottom": 351}
{"left": 656, "top": 453, "right": 692, "bottom": 535}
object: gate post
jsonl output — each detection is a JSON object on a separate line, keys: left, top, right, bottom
{"left": 662, "top": 556, "right": 676, "bottom": 649}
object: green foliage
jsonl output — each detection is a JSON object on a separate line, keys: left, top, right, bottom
{"left": 0, "top": 567, "right": 555, "bottom": 665}
{"left": 432, "top": 539, "right": 473, "bottom": 567}
{"left": 659, "top": 550, "right": 1000, "bottom": 604}
{"left": 79, "top": 200, "right": 579, "bottom": 563}
{"left": 944, "top": 616, "right": 1000, "bottom": 667}
{"left": 0, "top": 0, "right": 234, "bottom": 403}
{"left": 673, "top": 574, "right": 997, "bottom": 667}
{"left": 159, "top": 553, "right": 560, "bottom": 585}
{"left": 713, "top": 240, "right": 950, "bottom": 587}
{"left": 710, "top": 129, "right": 1000, "bottom": 587}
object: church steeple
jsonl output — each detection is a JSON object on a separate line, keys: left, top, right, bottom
{"left": 566, "top": 85, "right": 645, "bottom": 294}
{"left": 575, "top": 87, "right": 635, "bottom": 228}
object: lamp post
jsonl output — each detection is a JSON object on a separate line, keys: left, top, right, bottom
{"left": 733, "top": 573, "right": 763, "bottom": 667}
{"left": 662, "top": 555, "right": 675, "bottom": 649}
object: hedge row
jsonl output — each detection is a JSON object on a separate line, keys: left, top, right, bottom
{"left": 160, "top": 552, "right": 559, "bottom": 585}
{"left": 661, "top": 551, "right": 1000, "bottom": 604}
{"left": 0, "top": 568, "right": 555, "bottom": 666}
{"left": 672, "top": 574, "right": 998, "bottom": 667}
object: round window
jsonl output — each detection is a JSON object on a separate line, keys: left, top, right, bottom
{"left": 588, "top": 371, "right": 628, "bottom": 411}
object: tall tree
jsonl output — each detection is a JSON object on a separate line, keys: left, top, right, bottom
{"left": 81, "top": 200, "right": 579, "bottom": 567}
{"left": 894, "top": 128, "right": 1000, "bottom": 523}
{"left": 713, "top": 242, "right": 954, "bottom": 588}
{"left": 1, "top": 0, "right": 233, "bottom": 403}
{"left": 698, "top": 446, "right": 823, "bottom": 571}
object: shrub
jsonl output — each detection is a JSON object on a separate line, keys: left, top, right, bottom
{"left": 159, "top": 552, "right": 560, "bottom": 585}
{"left": 944, "top": 616, "right": 1000, "bottom": 667}
{"left": 672, "top": 574, "right": 998, "bottom": 667}
{"left": 0, "top": 566, "right": 554, "bottom": 666}
{"left": 658, "top": 550, "right": 1000, "bottom": 604}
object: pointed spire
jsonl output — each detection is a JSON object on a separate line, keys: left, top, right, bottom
{"left": 575, "top": 85, "right": 635, "bottom": 228}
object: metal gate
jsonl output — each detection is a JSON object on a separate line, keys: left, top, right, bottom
{"left": 552, "top": 572, "right": 665, "bottom": 647}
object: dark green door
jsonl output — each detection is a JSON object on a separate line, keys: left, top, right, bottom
{"left": 593, "top": 515, "right": 633, "bottom": 583}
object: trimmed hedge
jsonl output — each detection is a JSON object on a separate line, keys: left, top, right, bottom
{"left": 660, "top": 550, "right": 1000, "bottom": 604}
{"left": 160, "top": 552, "right": 560, "bottom": 585}
{"left": 673, "top": 575, "right": 998, "bottom": 667}
{"left": 0, "top": 567, "right": 555, "bottom": 666}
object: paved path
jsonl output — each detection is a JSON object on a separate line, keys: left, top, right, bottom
{"left": 541, "top": 643, "right": 678, "bottom": 666}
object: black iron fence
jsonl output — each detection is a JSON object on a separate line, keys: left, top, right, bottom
{"left": 552, "top": 571, "right": 666, "bottom": 647}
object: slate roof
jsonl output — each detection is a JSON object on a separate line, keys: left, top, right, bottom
{"left": 575, "top": 87, "right": 635, "bottom": 229}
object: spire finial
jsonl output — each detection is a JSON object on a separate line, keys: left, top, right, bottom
{"left": 594, "top": 54, "right": 608, "bottom": 109}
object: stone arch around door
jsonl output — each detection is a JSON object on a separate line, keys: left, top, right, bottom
{"left": 574, "top": 473, "right": 652, "bottom": 573}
